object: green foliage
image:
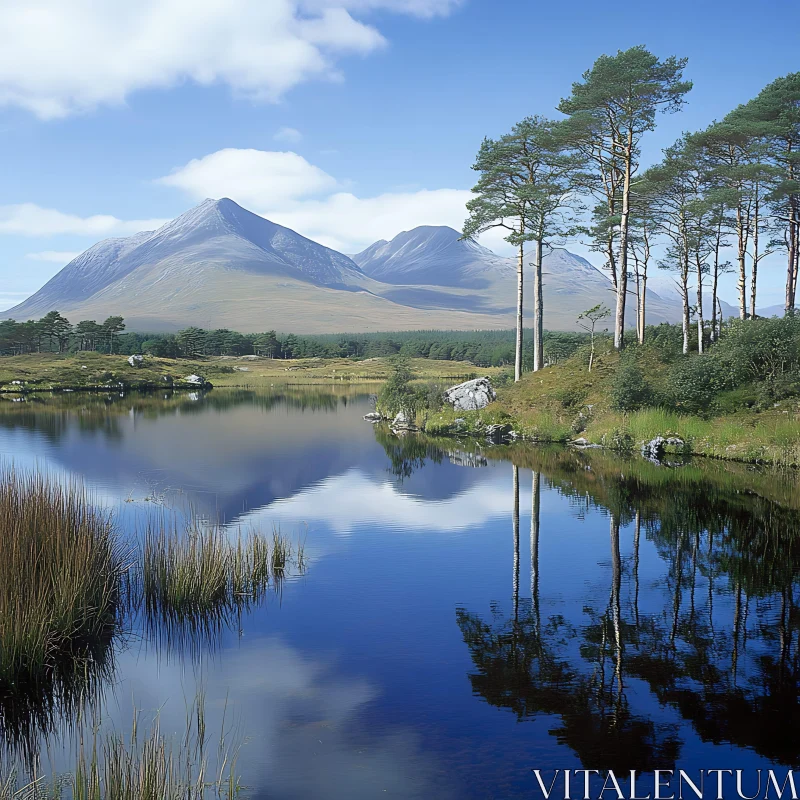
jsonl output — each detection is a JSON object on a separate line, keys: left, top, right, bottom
{"left": 712, "top": 316, "right": 800, "bottom": 386}
{"left": 602, "top": 428, "right": 635, "bottom": 453}
{"left": 666, "top": 355, "right": 724, "bottom": 415}
{"left": 376, "top": 359, "right": 418, "bottom": 417}
{"left": 610, "top": 360, "right": 652, "bottom": 412}
{"left": 554, "top": 385, "right": 588, "bottom": 410}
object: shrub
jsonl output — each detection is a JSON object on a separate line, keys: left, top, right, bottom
{"left": 755, "top": 373, "right": 800, "bottom": 409}
{"left": 667, "top": 355, "right": 725, "bottom": 415}
{"left": 610, "top": 361, "right": 653, "bottom": 412}
{"left": 376, "top": 359, "right": 417, "bottom": 417}
{"left": 603, "top": 428, "right": 634, "bottom": 453}
{"left": 554, "top": 385, "right": 589, "bottom": 410}
{"left": 712, "top": 315, "right": 800, "bottom": 387}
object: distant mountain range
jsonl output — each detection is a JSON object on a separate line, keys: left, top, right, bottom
{"left": 3, "top": 197, "right": 740, "bottom": 334}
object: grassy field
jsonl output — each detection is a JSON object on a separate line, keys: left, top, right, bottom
{"left": 0, "top": 352, "right": 497, "bottom": 391}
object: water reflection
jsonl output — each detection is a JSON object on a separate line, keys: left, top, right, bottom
{"left": 2, "top": 391, "right": 800, "bottom": 794}
{"left": 455, "top": 443, "right": 800, "bottom": 773}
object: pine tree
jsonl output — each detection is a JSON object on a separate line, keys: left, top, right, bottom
{"left": 558, "top": 46, "right": 691, "bottom": 349}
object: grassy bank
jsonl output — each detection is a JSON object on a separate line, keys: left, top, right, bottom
{"left": 417, "top": 344, "right": 800, "bottom": 467}
{"left": 0, "top": 352, "right": 497, "bottom": 392}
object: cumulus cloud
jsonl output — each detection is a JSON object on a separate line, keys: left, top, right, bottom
{"left": 157, "top": 147, "right": 512, "bottom": 254}
{"left": 274, "top": 126, "right": 304, "bottom": 143}
{"left": 0, "top": 0, "right": 462, "bottom": 119}
{"left": 157, "top": 148, "right": 338, "bottom": 208}
{"left": 25, "top": 250, "right": 82, "bottom": 263}
{"left": 0, "top": 203, "right": 168, "bottom": 237}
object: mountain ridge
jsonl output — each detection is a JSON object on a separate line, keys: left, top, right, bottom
{"left": 3, "top": 198, "right": 729, "bottom": 334}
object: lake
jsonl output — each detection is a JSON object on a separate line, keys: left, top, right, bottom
{"left": 1, "top": 387, "right": 799, "bottom": 799}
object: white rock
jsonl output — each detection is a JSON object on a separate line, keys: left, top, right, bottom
{"left": 185, "top": 374, "right": 206, "bottom": 386}
{"left": 128, "top": 354, "right": 145, "bottom": 367}
{"left": 443, "top": 377, "right": 496, "bottom": 411}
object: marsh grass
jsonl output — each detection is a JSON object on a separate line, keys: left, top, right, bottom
{"left": 1, "top": 692, "right": 242, "bottom": 800}
{"left": 140, "top": 522, "right": 304, "bottom": 626}
{"left": 0, "top": 469, "right": 125, "bottom": 705}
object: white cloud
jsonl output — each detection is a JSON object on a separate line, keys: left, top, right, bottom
{"left": 25, "top": 250, "right": 81, "bottom": 263}
{"left": 157, "top": 147, "right": 513, "bottom": 254}
{"left": 157, "top": 148, "right": 337, "bottom": 208}
{"left": 271, "top": 188, "right": 474, "bottom": 252}
{"left": 236, "top": 468, "right": 514, "bottom": 535}
{"left": 0, "top": 0, "right": 461, "bottom": 119}
{"left": 0, "top": 203, "right": 167, "bottom": 237}
{"left": 274, "top": 126, "right": 303, "bottom": 143}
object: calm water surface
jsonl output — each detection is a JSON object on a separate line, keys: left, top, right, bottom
{"left": 1, "top": 387, "right": 800, "bottom": 799}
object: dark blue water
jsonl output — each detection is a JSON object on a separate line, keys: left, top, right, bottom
{"left": 1, "top": 388, "right": 798, "bottom": 799}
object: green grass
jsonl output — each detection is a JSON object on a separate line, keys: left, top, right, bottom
{"left": 0, "top": 352, "right": 499, "bottom": 392}
{"left": 417, "top": 343, "right": 800, "bottom": 467}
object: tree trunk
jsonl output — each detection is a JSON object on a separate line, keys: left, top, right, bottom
{"left": 736, "top": 205, "right": 747, "bottom": 320}
{"left": 533, "top": 238, "right": 544, "bottom": 372}
{"left": 638, "top": 225, "right": 650, "bottom": 345}
{"left": 785, "top": 142, "right": 797, "bottom": 315}
{"left": 696, "top": 255, "right": 704, "bottom": 354}
{"left": 515, "top": 240, "right": 524, "bottom": 382}
{"left": 711, "top": 216, "right": 722, "bottom": 342}
{"left": 614, "top": 130, "right": 634, "bottom": 350}
{"left": 794, "top": 238, "right": 799, "bottom": 309}
{"left": 633, "top": 253, "right": 642, "bottom": 345}
{"left": 750, "top": 190, "right": 759, "bottom": 319}
{"left": 681, "top": 244, "right": 690, "bottom": 355}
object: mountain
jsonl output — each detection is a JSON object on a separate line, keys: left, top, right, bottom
{"left": 353, "top": 226, "right": 510, "bottom": 287}
{"left": 4, "top": 200, "right": 523, "bottom": 333}
{"left": 356, "top": 226, "right": 687, "bottom": 329}
{"left": 12, "top": 198, "right": 370, "bottom": 321}
{"left": 4, "top": 200, "right": 714, "bottom": 334}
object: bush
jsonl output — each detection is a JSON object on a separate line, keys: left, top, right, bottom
{"left": 666, "top": 355, "right": 725, "bottom": 415}
{"left": 610, "top": 361, "right": 653, "bottom": 412}
{"left": 755, "top": 373, "right": 800, "bottom": 409}
{"left": 714, "top": 386, "right": 759, "bottom": 414}
{"left": 712, "top": 316, "right": 800, "bottom": 387}
{"left": 554, "top": 385, "right": 589, "bottom": 410}
{"left": 603, "top": 428, "right": 634, "bottom": 453}
{"left": 376, "top": 359, "right": 417, "bottom": 417}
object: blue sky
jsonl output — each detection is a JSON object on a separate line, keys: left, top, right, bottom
{"left": 1, "top": 0, "right": 797, "bottom": 310}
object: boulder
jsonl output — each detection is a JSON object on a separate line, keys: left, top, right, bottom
{"left": 642, "top": 436, "right": 686, "bottom": 461}
{"left": 443, "top": 377, "right": 496, "bottom": 411}
{"left": 128, "top": 354, "right": 145, "bottom": 368}
{"left": 363, "top": 412, "right": 382, "bottom": 422}
{"left": 185, "top": 374, "right": 207, "bottom": 386}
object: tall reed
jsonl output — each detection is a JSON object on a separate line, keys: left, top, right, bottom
{"left": 0, "top": 469, "right": 125, "bottom": 696}
{"left": 141, "top": 523, "right": 302, "bottom": 622}
{"left": 1, "top": 692, "right": 242, "bottom": 799}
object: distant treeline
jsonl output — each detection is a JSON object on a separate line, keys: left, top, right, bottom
{"left": 0, "top": 313, "right": 590, "bottom": 367}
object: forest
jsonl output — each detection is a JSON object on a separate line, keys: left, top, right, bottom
{"left": 0, "top": 313, "right": 587, "bottom": 368}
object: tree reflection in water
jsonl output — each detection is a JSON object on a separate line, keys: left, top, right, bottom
{"left": 453, "top": 444, "right": 800, "bottom": 772}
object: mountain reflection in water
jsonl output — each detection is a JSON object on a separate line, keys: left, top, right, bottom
{"left": 0, "top": 388, "right": 799, "bottom": 797}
